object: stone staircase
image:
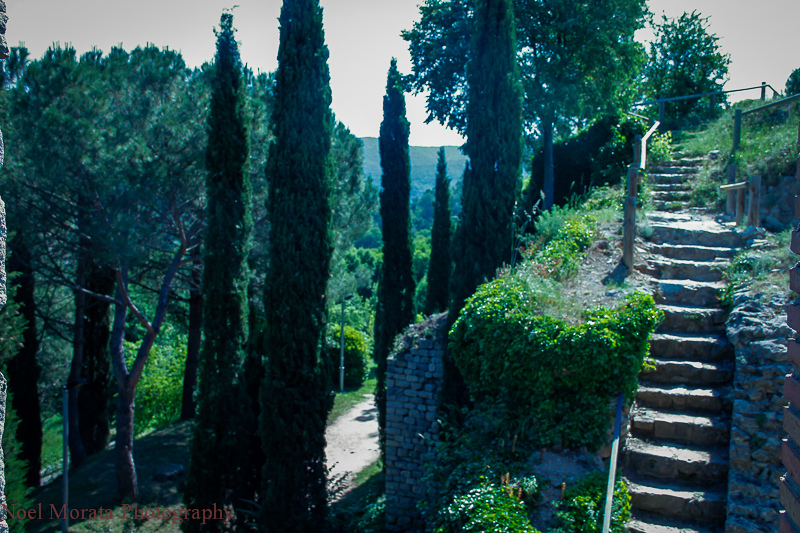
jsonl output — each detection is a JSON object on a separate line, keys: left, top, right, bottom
{"left": 622, "top": 157, "right": 743, "bottom": 533}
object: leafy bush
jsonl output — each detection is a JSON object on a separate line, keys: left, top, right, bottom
{"left": 529, "top": 209, "right": 597, "bottom": 281}
{"left": 432, "top": 481, "right": 539, "bottom": 533}
{"left": 550, "top": 471, "right": 631, "bottom": 533}
{"left": 326, "top": 325, "right": 369, "bottom": 389}
{"left": 450, "top": 286, "right": 661, "bottom": 450}
{"left": 124, "top": 325, "right": 186, "bottom": 434}
{"left": 646, "top": 130, "right": 673, "bottom": 164}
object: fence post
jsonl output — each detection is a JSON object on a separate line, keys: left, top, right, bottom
{"left": 761, "top": 81, "right": 767, "bottom": 101}
{"left": 633, "top": 135, "right": 642, "bottom": 169}
{"left": 748, "top": 175, "right": 761, "bottom": 227}
{"left": 736, "top": 188, "right": 745, "bottom": 226}
{"left": 622, "top": 166, "right": 637, "bottom": 269}
{"left": 726, "top": 163, "right": 737, "bottom": 215}
{"left": 709, "top": 93, "right": 716, "bottom": 112}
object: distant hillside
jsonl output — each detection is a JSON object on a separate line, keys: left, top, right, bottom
{"left": 361, "top": 137, "right": 468, "bottom": 199}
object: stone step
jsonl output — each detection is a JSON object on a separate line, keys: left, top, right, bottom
{"left": 652, "top": 200, "right": 687, "bottom": 212}
{"left": 648, "top": 173, "right": 687, "bottom": 185}
{"left": 657, "top": 305, "right": 727, "bottom": 333}
{"left": 649, "top": 244, "right": 735, "bottom": 262}
{"left": 636, "top": 383, "right": 730, "bottom": 412}
{"left": 654, "top": 280, "right": 724, "bottom": 307}
{"left": 641, "top": 359, "right": 732, "bottom": 386}
{"left": 649, "top": 258, "right": 726, "bottom": 282}
{"left": 650, "top": 333, "right": 733, "bottom": 362}
{"left": 648, "top": 222, "right": 741, "bottom": 248}
{"left": 623, "top": 437, "right": 728, "bottom": 485}
{"left": 633, "top": 407, "right": 730, "bottom": 444}
{"left": 631, "top": 407, "right": 730, "bottom": 446}
{"left": 652, "top": 183, "right": 691, "bottom": 192}
{"left": 627, "top": 510, "right": 723, "bottom": 533}
{"left": 626, "top": 479, "right": 726, "bottom": 524}
{"left": 652, "top": 190, "right": 692, "bottom": 202}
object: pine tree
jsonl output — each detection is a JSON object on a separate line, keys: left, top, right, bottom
{"left": 450, "top": 0, "right": 522, "bottom": 317}
{"left": 374, "top": 58, "right": 415, "bottom": 450}
{"left": 424, "top": 147, "right": 451, "bottom": 315}
{"left": 183, "top": 12, "right": 251, "bottom": 532}
{"left": 259, "top": 0, "right": 334, "bottom": 529}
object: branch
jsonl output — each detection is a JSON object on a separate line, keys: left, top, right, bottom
{"left": 116, "top": 267, "right": 155, "bottom": 337}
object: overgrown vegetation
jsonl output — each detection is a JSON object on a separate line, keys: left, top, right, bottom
{"left": 720, "top": 230, "right": 795, "bottom": 308}
{"left": 549, "top": 472, "right": 631, "bottom": 533}
{"left": 679, "top": 98, "right": 799, "bottom": 208}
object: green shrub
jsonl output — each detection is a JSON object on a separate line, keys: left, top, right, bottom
{"left": 3, "top": 399, "right": 33, "bottom": 533}
{"left": 450, "top": 287, "right": 661, "bottom": 450}
{"left": 326, "top": 325, "right": 369, "bottom": 389}
{"left": 550, "top": 471, "right": 631, "bottom": 533}
{"left": 530, "top": 210, "right": 597, "bottom": 281}
{"left": 432, "top": 481, "right": 539, "bottom": 533}
{"left": 124, "top": 325, "right": 186, "bottom": 434}
{"left": 646, "top": 130, "right": 673, "bottom": 165}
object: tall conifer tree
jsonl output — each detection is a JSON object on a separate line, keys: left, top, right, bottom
{"left": 374, "top": 59, "right": 415, "bottom": 449}
{"left": 424, "top": 147, "right": 451, "bottom": 315}
{"left": 184, "top": 13, "right": 251, "bottom": 532}
{"left": 450, "top": 0, "right": 522, "bottom": 317}
{"left": 259, "top": 0, "right": 334, "bottom": 529}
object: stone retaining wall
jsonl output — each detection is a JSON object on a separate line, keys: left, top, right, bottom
{"left": 726, "top": 291, "right": 791, "bottom": 533}
{"left": 384, "top": 313, "right": 446, "bottom": 533}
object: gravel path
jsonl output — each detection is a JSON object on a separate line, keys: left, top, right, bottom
{"left": 325, "top": 393, "right": 380, "bottom": 496}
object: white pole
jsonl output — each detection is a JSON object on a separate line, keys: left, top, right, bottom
{"left": 339, "top": 298, "right": 346, "bottom": 392}
{"left": 602, "top": 392, "right": 624, "bottom": 533}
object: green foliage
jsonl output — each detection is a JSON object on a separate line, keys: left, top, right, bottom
{"left": 524, "top": 115, "right": 643, "bottom": 210}
{"left": 786, "top": 68, "right": 800, "bottom": 96}
{"left": 374, "top": 58, "right": 416, "bottom": 453}
{"left": 124, "top": 328, "right": 186, "bottom": 434}
{"left": 550, "top": 472, "right": 631, "bottom": 533}
{"left": 425, "top": 147, "right": 452, "bottom": 315}
{"left": 720, "top": 231, "right": 794, "bottom": 306}
{"left": 185, "top": 12, "right": 253, "bottom": 532}
{"left": 327, "top": 326, "right": 369, "bottom": 389}
{"left": 433, "top": 482, "right": 538, "bottom": 533}
{"left": 260, "top": 0, "right": 335, "bottom": 529}
{"left": 3, "top": 399, "right": 33, "bottom": 533}
{"left": 644, "top": 11, "right": 730, "bottom": 126}
{"left": 403, "top": 0, "right": 647, "bottom": 137}
{"left": 528, "top": 209, "right": 597, "bottom": 281}
{"left": 450, "top": 286, "right": 661, "bottom": 449}
{"left": 450, "top": 0, "right": 522, "bottom": 318}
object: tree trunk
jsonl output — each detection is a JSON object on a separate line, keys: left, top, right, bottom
{"left": 78, "top": 259, "right": 114, "bottom": 455}
{"left": 115, "top": 382, "right": 138, "bottom": 502}
{"left": 6, "top": 236, "right": 42, "bottom": 487}
{"left": 67, "top": 240, "right": 88, "bottom": 468}
{"left": 543, "top": 112, "right": 555, "bottom": 212}
{"left": 180, "top": 253, "right": 202, "bottom": 420}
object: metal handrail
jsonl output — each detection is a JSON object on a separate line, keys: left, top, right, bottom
{"left": 741, "top": 92, "right": 800, "bottom": 117}
{"left": 632, "top": 83, "right": 780, "bottom": 107}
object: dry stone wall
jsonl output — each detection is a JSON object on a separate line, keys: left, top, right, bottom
{"left": 384, "top": 313, "right": 446, "bottom": 533}
{"left": 725, "top": 291, "right": 791, "bottom": 533}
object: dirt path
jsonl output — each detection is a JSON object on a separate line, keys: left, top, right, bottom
{"left": 325, "top": 393, "right": 380, "bottom": 496}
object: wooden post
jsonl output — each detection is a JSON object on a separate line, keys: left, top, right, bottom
{"left": 736, "top": 188, "right": 745, "bottom": 226}
{"left": 761, "top": 81, "right": 767, "bottom": 101}
{"left": 726, "top": 163, "right": 737, "bottom": 215}
{"left": 748, "top": 175, "right": 761, "bottom": 227}
{"left": 633, "top": 135, "right": 642, "bottom": 170}
{"left": 710, "top": 93, "right": 716, "bottom": 112}
{"left": 622, "top": 166, "right": 637, "bottom": 269}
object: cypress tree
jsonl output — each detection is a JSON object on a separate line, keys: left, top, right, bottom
{"left": 374, "top": 58, "right": 415, "bottom": 450}
{"left": 450, "top": 0, "right": 522, "bottom": 317}
{"left": 424, "top": 147, "right": 451, "bottom": 315}
{"left": 184, "top": 12, "right": 251, "bottom": 532}
{"left": 259, "top": 0, "right": 334, "bottom": 530}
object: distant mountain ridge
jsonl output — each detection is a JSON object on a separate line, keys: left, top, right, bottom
{"left": 360, "top": 137, "right": 468, "bottom": 199}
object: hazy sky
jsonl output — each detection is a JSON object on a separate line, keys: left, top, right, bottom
{"left": 4, "top": 0, "right": 799, "bottom": 146}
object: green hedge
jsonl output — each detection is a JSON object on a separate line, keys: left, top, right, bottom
{"left": 450, "top": 285, "right": 661, "bottom": 450}
{"left": 432, "top": 481, "right": 538, "bottom": 533}
{"left": 326, "top": 325, "right": 369, "bottom": 389}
